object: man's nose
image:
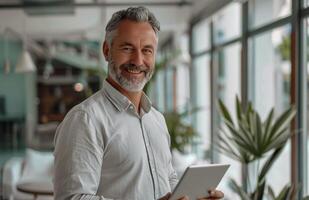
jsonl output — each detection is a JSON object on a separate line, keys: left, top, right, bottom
{"left": 130, "top": 51, "right": 143, "bottom": 66}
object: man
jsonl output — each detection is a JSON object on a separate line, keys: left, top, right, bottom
{"left": 54, "top": 6, "right": 224, "bottom": 200}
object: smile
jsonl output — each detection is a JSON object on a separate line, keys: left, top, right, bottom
{"left": 125, "top": 68, "right": 145, "bottom": 75}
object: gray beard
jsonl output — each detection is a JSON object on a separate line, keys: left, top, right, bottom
{"left": 108, "top": 60, "right": 154, "bottom": 92}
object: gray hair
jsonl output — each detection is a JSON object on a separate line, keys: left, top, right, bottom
{"left": 105, "top": 6, "right": 160, "bottom": 46}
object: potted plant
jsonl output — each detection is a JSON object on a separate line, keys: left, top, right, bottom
{"left": 216, "top": 96, "right": 307, "bottom": 200}
{"left": 163, "top": 109, "right": 198, "bottom": 174}
{"left": 164, "top": 110, "right": 197, "bottom": 153}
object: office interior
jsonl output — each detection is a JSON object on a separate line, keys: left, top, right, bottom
{"left": 0, "top": 0, "right": 308, "bottom": 199}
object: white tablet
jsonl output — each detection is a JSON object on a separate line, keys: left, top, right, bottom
{"left": 170, "top": 164, "right": 230, "bottom": 200}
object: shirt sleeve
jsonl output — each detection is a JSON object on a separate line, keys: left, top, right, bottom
{"left": 168, "top": 158, "right": 178, "bottom": 191}
{"left": 158, "top": 111, "right": 179, "bottom": 191}
{"left": 53, "top": 109, "right": 112, "bottom": 200}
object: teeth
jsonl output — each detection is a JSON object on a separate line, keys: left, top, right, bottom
{"left": 127, "top": 69, "right": 141, "bottom": 74}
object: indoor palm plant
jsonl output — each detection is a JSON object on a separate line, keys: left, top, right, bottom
{"left": 164, "top": 110, "right": 197, "bottom": 153}
{"left": 216, "top": 96, "right": 303, "bottom": 200}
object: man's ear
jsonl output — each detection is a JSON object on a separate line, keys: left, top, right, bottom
{"left": 103, "top": 41, "right": 110, "bottom": 61}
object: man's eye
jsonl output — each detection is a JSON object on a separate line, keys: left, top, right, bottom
{"left": 143, "top": 49, "right": 153, "bottom": 55}
{"left": 122, "top": 47, "right": 133, "bottom": 52}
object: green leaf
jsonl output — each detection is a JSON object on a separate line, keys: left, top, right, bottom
{"left": 262, "top": 108, "right": 274, "bottom": 148}
{"left": 252, "top": 180, "right": 265, "bottom": 200}
{"left": 255, "top": 113, "right": 263, "bottom": 156}
{"left": 258, "top": 145, "right": 285, "bottom": 184}
{"left": 236, "top": 95, "right": 242, "bottom": 122}
{"left": 268, "top": 186, "right": 276, "bottom": 200}
{"left": 268, "top": 106, "right": 296, "bottom": 143}
{"left": 229, "top": 179, "right": 251, "bottom": 200}
{"left": 216, "top": 132, "right": 244, "bottom": 162}
{"left": 274, "top": 184, "right": 294, "bottom": 200}
{"left": 218, "top": 99, "right": 234, "bottom": 126}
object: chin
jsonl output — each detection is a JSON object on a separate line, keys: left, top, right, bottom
{"left": 122, "top": 84, "right": 145, "bottom": 92}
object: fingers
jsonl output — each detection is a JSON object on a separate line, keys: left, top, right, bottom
{"left": 159, "top": 192, "right": 171, "bottom": 200}
{"left": 197, "top": 189, "right": 224, "bottom": 200}
{"left": 208, "top": 189, "right": 224, "bottom": 198}
{"left": 178, "top": 195, "right": 189, "bottom": 200}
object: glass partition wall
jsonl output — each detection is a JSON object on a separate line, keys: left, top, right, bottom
{"left": 188, "top": 0, "right": 308, "bottom": 198}
{"left": 152, "top": 0, "right": 308, "bottom": 198}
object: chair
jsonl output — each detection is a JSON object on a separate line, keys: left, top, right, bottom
{"left": 2, "top": 149, "right": 53, "bottom": 200}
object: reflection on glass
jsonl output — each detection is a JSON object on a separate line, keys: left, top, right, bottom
{"left": 192, "top": 54, "right": 211, "bottom": 158}
{"left": 213, "top": 2, "right": 241, "bottom": 45}
{"left": 249, "top": 0, "right": 291, "bottom": 29}
{"left": 215, "top": 43, "right": 241, "bottom": 199}
{"left": 250, "top": 25, "right": 291, "bottom": 194}
{"left": 192, "top": 19, "right": 211, "bottom": 54}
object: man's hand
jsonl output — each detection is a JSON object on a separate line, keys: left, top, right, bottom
{"left": 197, "top": 189, "right": 224, "bottom": 200}
{"left": 159, "top": 193, "right": 189, "bottom": 200}
{"left": 159, "top": 192, "right": 171, "bottom": 200}
{"left": 159, "top": 189, "right": 224, "bottom": 200}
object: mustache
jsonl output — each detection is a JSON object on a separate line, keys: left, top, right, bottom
{"left": 120, "top": 63, "right": 149, "bottom": 72}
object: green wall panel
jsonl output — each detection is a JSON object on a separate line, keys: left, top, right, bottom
{"left": 0, "top": 74, "right": 26, "bottom": 117}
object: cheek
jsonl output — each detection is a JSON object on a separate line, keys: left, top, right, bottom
{"left": 110, "top": 55, "right": 128, "bottom": 68}
{"left": 145, "top": 56, "right": 155, "bottom": 67}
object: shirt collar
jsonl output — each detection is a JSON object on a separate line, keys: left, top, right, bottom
{"left": 103, "top": 79, "right": 152, "bottom": 113}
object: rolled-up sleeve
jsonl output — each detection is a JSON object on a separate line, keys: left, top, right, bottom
{"left": 53, "top": 110, "right": 110, "bottom": 200}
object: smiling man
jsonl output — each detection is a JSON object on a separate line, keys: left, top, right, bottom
{"left": 53, "top": 7, "right": 224, "bottom": 200}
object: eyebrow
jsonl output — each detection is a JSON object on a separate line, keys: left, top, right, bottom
{"left": 119, "top": 42, "right": 134, "bottom": 47}
{"left": 119, "top": 42, "right": 155, "bottom": 50}
{"left": 143, "top": 45, "right": 155, "bottom": 50}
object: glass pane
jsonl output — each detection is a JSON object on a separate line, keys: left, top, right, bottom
{"left": 214, "top": 43, "right": 242, "bottom": 199}
{"left": 175, "top": 33, "right": 190, "bottom": 112}
{"left": 249, "top": 25, "right": 291, "bottom": 194}
{"left": 249, "top": 0, "right": 291, "bottom": 29}
{"left": 176, "top": 65, "right": 190, "bottom": 112}
{"left": 213, "top": 2, "right": 242, "bottom": 45}
{"left": 191, "top": 54, "right": 211, "bottom": 159}
{"left": 165, "top": 68, "right": 174, "bottom": 112}
{"left": 155, "top": 71, "right": 165, "bottom": 112}
{"left": 192, "top": 19, "right": 211, "bottom": 54}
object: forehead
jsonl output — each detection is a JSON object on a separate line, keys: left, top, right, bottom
{"left": 113, "top": 19, "right": 158, "bottom": 47}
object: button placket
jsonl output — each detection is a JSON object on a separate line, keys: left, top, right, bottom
{"left": 142, "top": 124, "right": 160, "bottom": 199}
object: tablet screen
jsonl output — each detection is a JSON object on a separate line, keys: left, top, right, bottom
{"left": 169, "top": 164, "right": 230, "bottom": 200}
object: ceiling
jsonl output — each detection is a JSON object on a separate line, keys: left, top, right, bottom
{"left": 0, "top": 0, "right": 231, "bottom": 44}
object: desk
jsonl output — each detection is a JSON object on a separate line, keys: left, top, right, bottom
{"left": 17, "top": 181, "right": 53, "bottom": 200}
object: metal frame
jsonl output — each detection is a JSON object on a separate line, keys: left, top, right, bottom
{"left": 209, "top": 21, "right": 217, "bottom": 163}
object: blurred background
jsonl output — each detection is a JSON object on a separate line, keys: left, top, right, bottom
{"left": 0, "top": 0, "right": 308, "bottom": 199}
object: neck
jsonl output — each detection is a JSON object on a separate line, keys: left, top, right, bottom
{"left": 106, "top": 77, "right": 142, "bottom": 112}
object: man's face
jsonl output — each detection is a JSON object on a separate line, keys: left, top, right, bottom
{"left": 103, "top": 19, "right": 158, "bottom": 92}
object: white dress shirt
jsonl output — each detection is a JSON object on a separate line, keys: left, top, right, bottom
{"left": 53, "top": 80, "right": 178, "bottom": 200}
